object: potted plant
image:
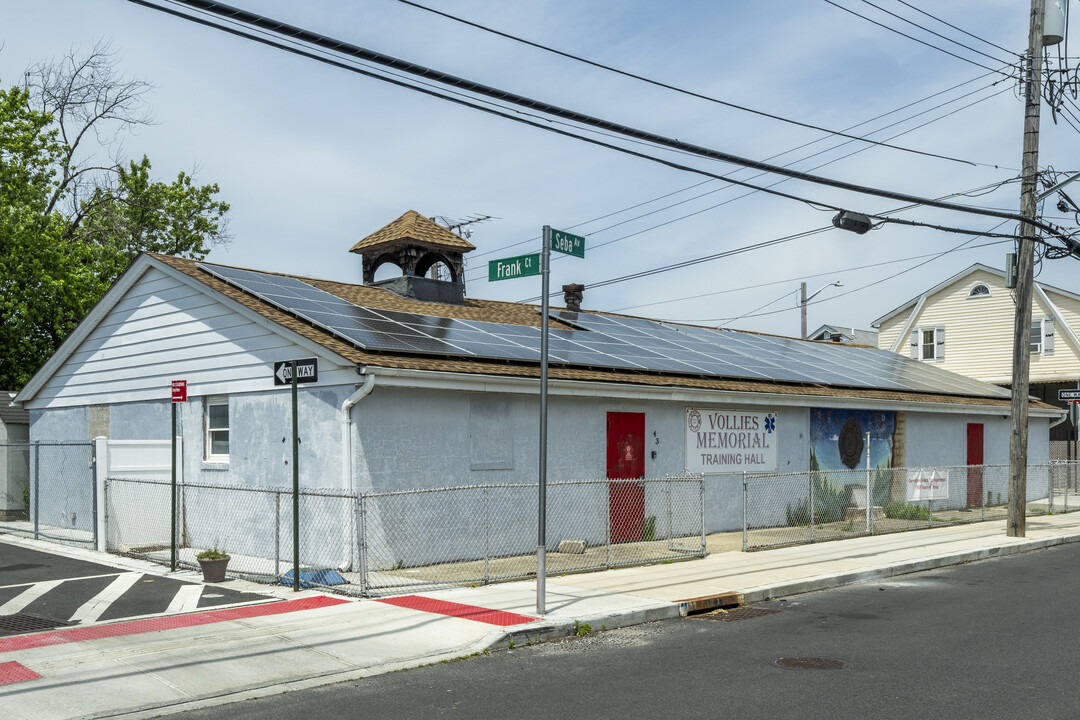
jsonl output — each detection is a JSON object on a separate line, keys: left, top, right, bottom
{"left": 196, "top": 545, "right": 230, "bottom": 583}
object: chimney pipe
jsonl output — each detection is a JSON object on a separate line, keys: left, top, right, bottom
{"left": 562, "top": 283, "right": 584, "bottom": 312}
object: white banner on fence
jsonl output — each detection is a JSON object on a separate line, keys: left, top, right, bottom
{"left": 684, "top": 408, "right": 778, "bottom": 474}
{"left": 906, "top": 468, "right": 949, "bottom": 501}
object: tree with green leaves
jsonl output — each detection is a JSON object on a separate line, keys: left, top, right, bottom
{"left": 1, "top": 44, "right": 229, "bottom": 390}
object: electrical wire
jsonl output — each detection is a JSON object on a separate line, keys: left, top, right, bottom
{"left": 823, "top": 0, "right": 1017, "bottom": 76}
{"left": 517, "top": 227, "right": 834, "bottom": 303}
{"left": 467, "top": 73, "right": 1013, "bottom": 266}
{"left": 611, "top": 237, "right": 1011, "bottom": 313}
{"left": 722, "top": 287, "right": 802, "bottom": 326}
{"left": 128, "top": 0, "right": 1060, "bottom": 234}
{"left": 857, "top": 0, "right": 1018, "bottom": 65}
{"left": 522, "top": 178, "right": 1037, "bottom": 306}
{"left": 392, "top": 0, "right": 989, "bottom": 165}
{"left": 895, "top": 0, "right": 1019, "bottom": 58}
{"left": 466, "top": 83, "right": 1016, "bottom": 284}
{"left": 701, "top": 221, "right": 1014, "bottom": 324}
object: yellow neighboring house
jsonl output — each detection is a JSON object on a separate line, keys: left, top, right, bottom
{"left": 872, "top": 263, "right": 1080, "bottom": 442}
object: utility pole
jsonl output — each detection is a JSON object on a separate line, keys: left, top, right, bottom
{"left": 1007, "top": 0, "right": 1046, "bottom": 538}
{"left": 800, "top": 282, "right": 808, "bottom": 340}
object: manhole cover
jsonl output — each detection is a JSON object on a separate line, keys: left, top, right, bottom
{"left": 691, "top": 606, "right": 781, "bottom": 621}
{"left": 0, "top": 613, "right": 76, "bottom": 637}
{"left": 774, "top": 657, "right": 848, "bottom": 670}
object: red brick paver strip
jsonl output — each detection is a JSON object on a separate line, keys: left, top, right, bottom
{"left": 377, "top": 595, "right": 537, "bottom": 626}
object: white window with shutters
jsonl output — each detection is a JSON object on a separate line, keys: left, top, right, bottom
{"left": 1030, "top": 316, "right": 1055, "bottom": 355}
{"left": 910, "top": 326, "right": 945, "bottom": 361}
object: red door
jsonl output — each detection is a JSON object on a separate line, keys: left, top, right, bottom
{"left": 967, "top": 423, "right": 984, "bottom": 507}
{"left": 607, "top": 412, "right": 645, "bottom": 543}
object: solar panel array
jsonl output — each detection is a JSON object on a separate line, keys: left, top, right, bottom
{"left": 198, "top": 263, "right": 1010, "bottom": 399}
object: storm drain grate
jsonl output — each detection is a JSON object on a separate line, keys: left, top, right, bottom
{"left": 0, "top": 614, "right": 76, "bottom": 637}
{"left": 774, "top": 657, "right": 848, "bottom": 670}
{"left": 689, "top": 606, "right": 781, "bottom": 621}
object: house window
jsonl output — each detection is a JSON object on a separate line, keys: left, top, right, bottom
{"left": 967, "top": 283, "right": 991, "bottom": 299}
{"left": 910, "top": 326, "right": 945, "bottom": 361}
{"left": 1030, "top": 317, "right": 1055, "bottom": 355}
{"left": 205, "top": 396, "right": 230, "bottom": 460}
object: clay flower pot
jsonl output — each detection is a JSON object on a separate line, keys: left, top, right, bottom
{"left": 197, "top": 555, "right": 230, "bottom": 583}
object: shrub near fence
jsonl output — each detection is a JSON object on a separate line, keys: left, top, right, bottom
{"left": 104, "top": 473, "right": 705, "bottom": 595}
{"left": 743, "top": 463, "right": 1080, "bottom": 551}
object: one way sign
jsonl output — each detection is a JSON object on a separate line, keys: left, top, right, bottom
{"left": 274, "top": 358, "right": 319, "bottom": 386}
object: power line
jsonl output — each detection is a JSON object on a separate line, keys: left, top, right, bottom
{"left": 722, "top": 287, "right": 803, "bottom": 326}
{"left": 701, "top": 221, "right": 1014, "bottom": 324}
{"left": 857, "top": 0, "right": 1018, "bottom": 65}
{"left": 823, "top": 0, "right": 1018, "bottom": 76}
{"left": 523, "top": 177, "right": 1032, "bottom": 306}
{"left": 392, "top": 0, "right": 986, "bottom": 165}
{"left": 611, "top": 237, "right": 1012, "bottom": 313}
{"left": 518, "top": 227, "right": 834, "bottom": 303}
{"left": 467, "top": 73, "right": 1012, "bottom": 268}
{"left": 468, "top": 83, "right": 1015, "bottom": 285}
{"left": 130, "top": 0, "right": 1063, "bottom": 236}
{"left": 895, "top": 0, "right": 1019, "bottom": 57}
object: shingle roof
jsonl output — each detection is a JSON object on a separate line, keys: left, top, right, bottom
{"left": 348, "top": 210, "right": 476, "bottom": 255}
{"left": 1, "top": 392, "right": 29, "bottom": 425}
{"left": 151, "top": 253, "right": 1050, "bottom": 410}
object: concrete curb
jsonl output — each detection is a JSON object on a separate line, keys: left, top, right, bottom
{"left": 737, "top": 533, "right": 1080, "bottom": 605}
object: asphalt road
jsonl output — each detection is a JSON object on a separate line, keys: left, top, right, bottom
{"left": 0, "top": 540, "right": 273, "bottom": 630}
{"left": 172, "top": 542, "right": 1080, "bottom": 720}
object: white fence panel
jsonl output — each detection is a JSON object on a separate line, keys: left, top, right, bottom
{"left": 103, "top": 438, "right": 179, "bottom": 552}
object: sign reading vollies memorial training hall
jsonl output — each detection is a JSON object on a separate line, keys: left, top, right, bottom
{"left": 684, "top": 408, "right": 778, "bottom": 474}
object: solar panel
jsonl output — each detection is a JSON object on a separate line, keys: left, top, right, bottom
{"left": 200, "top": 263, "right": 638, "bottom": 371}
{"left": 550, "top": 310, "right": 1011, "bottom": 398}
{"left": 198, "top": 263, "right": 1009, "bottom": 399}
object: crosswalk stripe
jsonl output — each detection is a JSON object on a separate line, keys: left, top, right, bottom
{"left": 0, "top": 572, "right": 127, "bottom": 592}
{"left": 0, "top": 579, "right": 65, "bottom": 615}
{"left": 165, "top": 584, "right": 204, "bottom": 614}
{"left": 69, "top": 572, "right": 143, "bottom": 624}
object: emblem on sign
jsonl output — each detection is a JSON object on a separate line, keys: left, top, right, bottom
{"left": 687, "top": 409, "right": 702, "bottom": 433}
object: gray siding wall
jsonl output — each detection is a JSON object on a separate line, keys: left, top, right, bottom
{"left": 27, "top": 264, "right": 357, "bottom": 409}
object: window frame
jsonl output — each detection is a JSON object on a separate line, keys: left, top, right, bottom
{"left": 204, "top": 395, "right": 230, "bottom": 461}
{"left": 910, "top": 326, "right": 945, "bottom": 362}
{"left": 1030, "top": 316, "right": 1055, "bottom": 356}
{"left": 966, "top": 283, "right": 991, "bottom": 299}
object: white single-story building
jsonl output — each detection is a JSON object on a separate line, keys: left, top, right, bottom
{"left": 13, "top": 211, "right": 1061, "bottom": 561}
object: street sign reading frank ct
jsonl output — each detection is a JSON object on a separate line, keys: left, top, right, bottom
{"left": 274, "top": 358, "right": 319, "bottom": 386}
{"left": 488, "top": 252, "right": 541, "bottom": 282}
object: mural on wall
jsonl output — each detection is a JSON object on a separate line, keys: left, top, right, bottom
{"left": 809, "top": 409, "right": 896, "bottom": 513}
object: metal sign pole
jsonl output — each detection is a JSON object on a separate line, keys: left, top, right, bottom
{"left": 537, "top": 225, "right": 551, "bottom": 616}
{"left": 171, "top": 402, "right": 177, "bottom": 572}
{"left": 865, "top": 431, "right": 871, "bottom": 533}
{"left": 292, "top": 360, "right": 300, "bottom": 592}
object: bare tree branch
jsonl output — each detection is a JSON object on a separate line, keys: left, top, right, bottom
{"left": 23, "top": 41, "right": 155, "bottom": 218}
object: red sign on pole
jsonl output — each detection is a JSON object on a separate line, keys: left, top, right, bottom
{"left": 171, "top": 380, "right": 187, "bottom": 403}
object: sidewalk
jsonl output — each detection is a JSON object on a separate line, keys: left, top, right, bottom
{"left": 3, "top": 512, "right": 1080, "bottom": 720}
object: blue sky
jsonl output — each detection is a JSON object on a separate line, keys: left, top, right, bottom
{"left": 2, "top": 0, "right": 1076, "bottom": 336}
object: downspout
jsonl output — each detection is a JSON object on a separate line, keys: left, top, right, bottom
{"left": 341, "top": 369, "right": 376, "bottom": 570}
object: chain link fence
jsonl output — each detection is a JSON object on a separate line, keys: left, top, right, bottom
{"left": 743, "top": 463, "right": 1078, "bottom": 551}
{"left": 104, "top": 473, "right": 705, "bottom": 595}
{"left": 0, "top": 442, "right": 96, "bottom": 547}
{"left": 361, "top": 475, "right": 705, "bottom": 595}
